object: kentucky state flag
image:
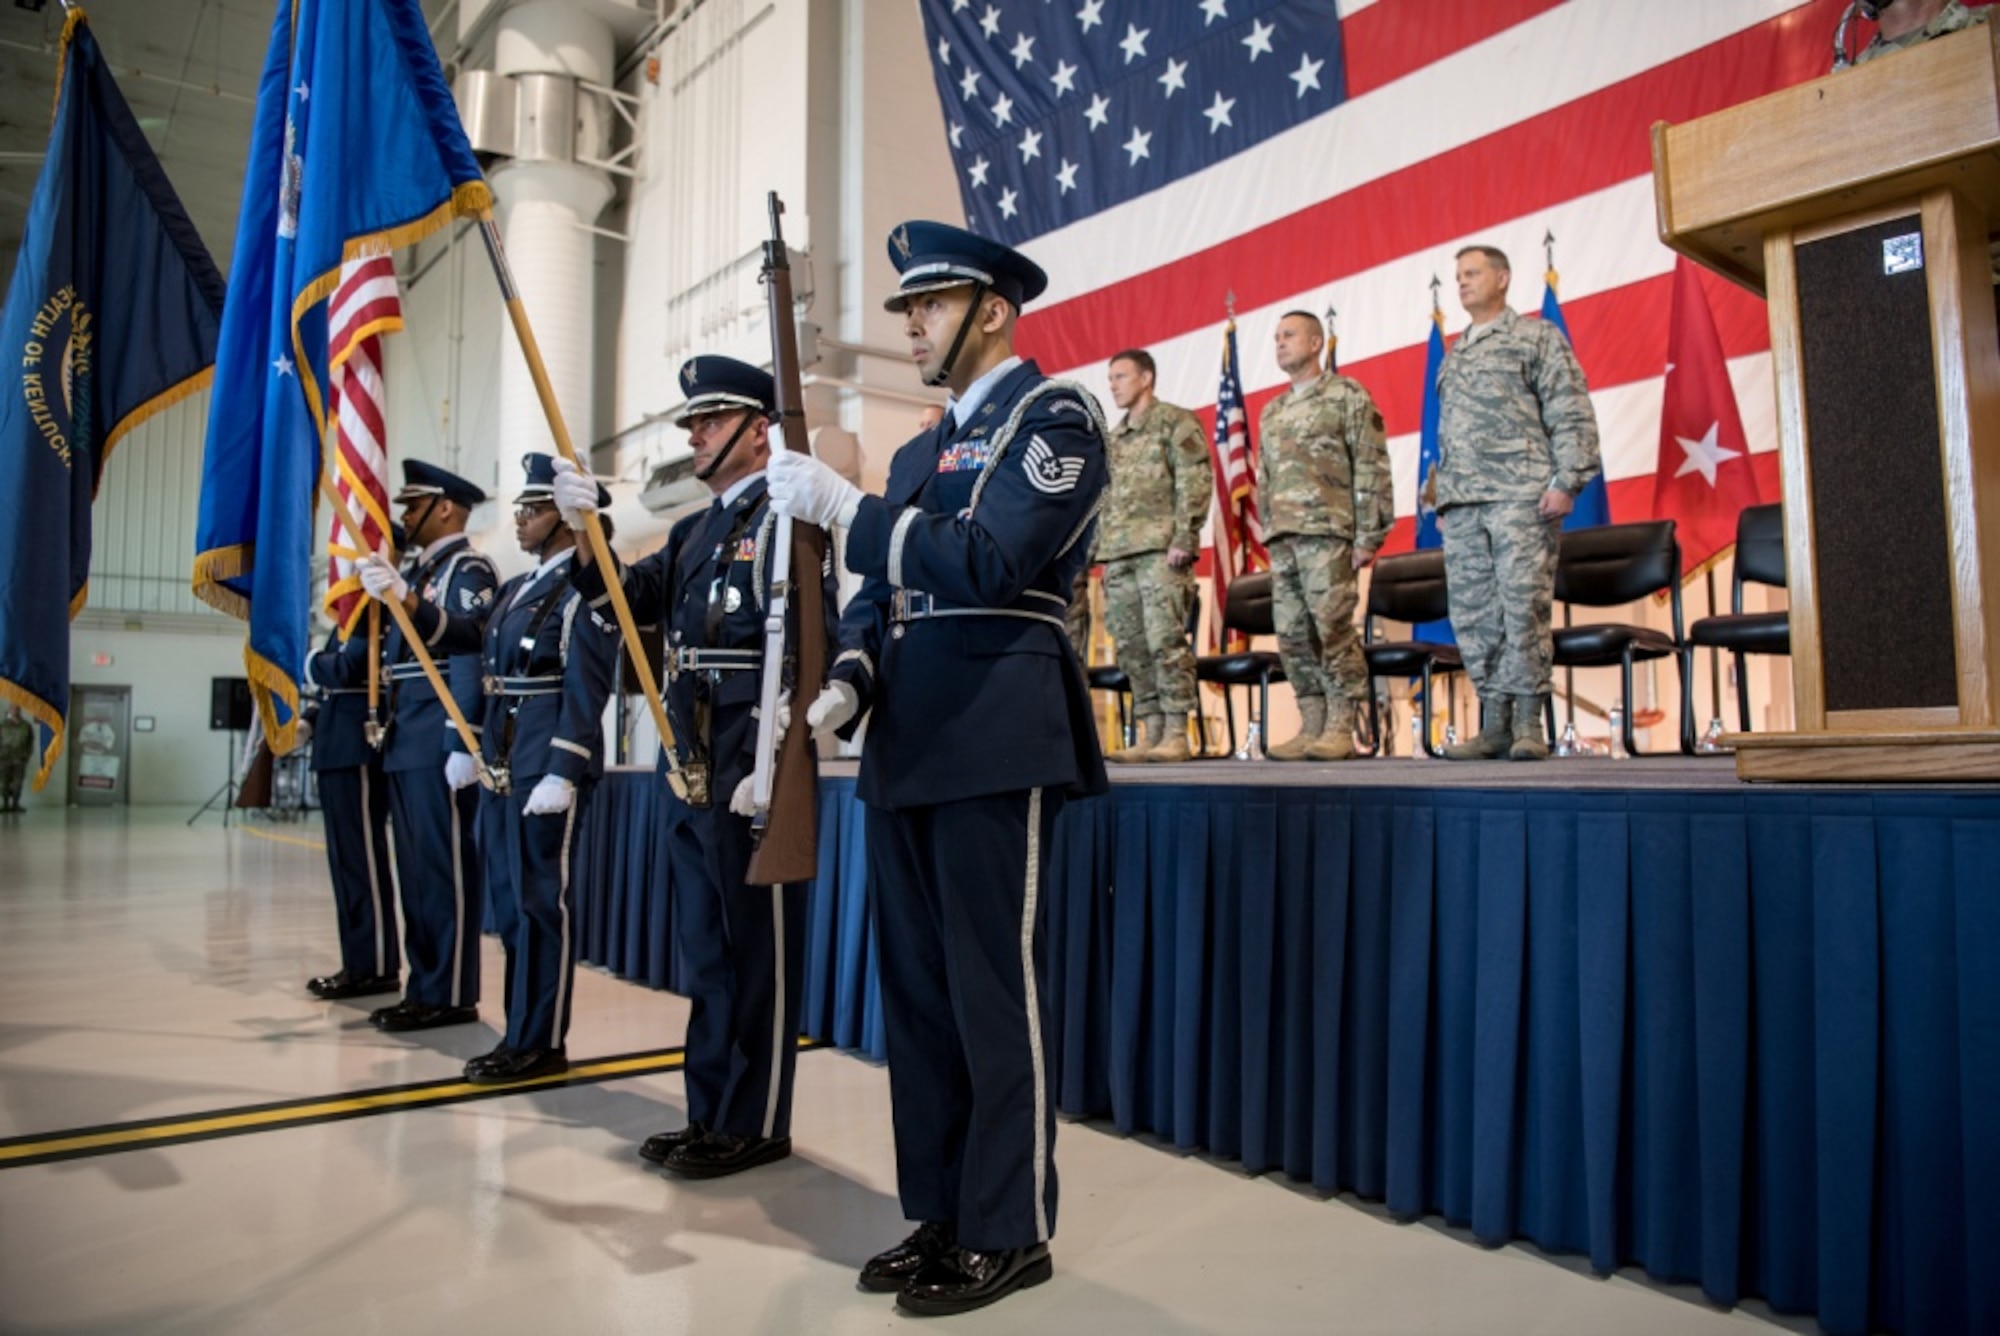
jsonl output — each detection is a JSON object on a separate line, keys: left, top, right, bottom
{"left": 0, "top": 10, "right": 226, "bottom": 790}
{"left": 192, "top": 0, "right": 488, "bottom": 754}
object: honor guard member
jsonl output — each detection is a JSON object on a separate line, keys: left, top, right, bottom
{"left": 767, "top": 220, "right": 1109, "bottom": 1317}
{"left": 552, "top": 357, "right": 835, "bottom": 1176}
{"left": 0, "top": 704, "right": 32, "bottom": 813}
{"left": 363, "top": 460, "right": 497, "bottom": 1031}
{"left": 364, "top": 456, "right": 619, "bottom": 1082}
{"left": 301, "top": 623, "right": 401, "bottom": 1000}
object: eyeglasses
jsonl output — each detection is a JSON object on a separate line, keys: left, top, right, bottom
{"left": 514, "top": 503, "right": 555, "bottom": 521}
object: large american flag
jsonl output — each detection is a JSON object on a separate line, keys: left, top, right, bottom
{"left": 323, "top": 255, "right": 402, "bottom": 636}
{"left": 917, "top": 0, "right": 1895, "bottom": 553}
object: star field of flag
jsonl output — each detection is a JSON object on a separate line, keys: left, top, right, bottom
{"left": 921, "top": 0, "right": 1345, "bottom": 245}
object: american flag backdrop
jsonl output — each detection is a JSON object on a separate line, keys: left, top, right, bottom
{"left": 915, "top": 0, "right": 1900, "bottom": 560}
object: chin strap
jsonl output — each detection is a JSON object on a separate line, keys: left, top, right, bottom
{"left": 924, "top": 282, "right": 990, "bottom": 388}
{"left": 694, "top": 412, "right": 758, "bottom": 483}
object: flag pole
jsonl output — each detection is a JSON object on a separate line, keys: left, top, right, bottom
{"left": 316, "top": 473, "right": 490, "bottom": 772}
{"left": 468, "top": 209, "right": 688, "bottom": 801}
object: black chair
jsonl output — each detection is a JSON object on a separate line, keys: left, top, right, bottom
{"left": 1085, "top": 664, "right": 1135, "bottom": 748}
{"left": 1551, "top": 519, "right": 1696, "bottom": 756}
{"left": 1686, "top": 503, "right": 1789, "bottom": 732}
{"left": 1360, "top": 550, "right": 1464, "bottom": 758}
{"left": 1193, "top": 571, "right": 1285, "bottom": 757}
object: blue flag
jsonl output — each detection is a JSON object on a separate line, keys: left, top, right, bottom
{"left": 1540, "top": 274, "right": 1610, "bottom": 530}
{"left": 1412, "top": 310, "right": 1453, "bottom": 644}
{"left": 0, "top": 12, "right": 226, "bottom": 790}
{"left": 192, "top": 0, "right": 489, "bottom": 752}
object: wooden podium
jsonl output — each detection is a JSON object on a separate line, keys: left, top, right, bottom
{"left": 1652, "top": 23, "right": 2000, "bottom": 782}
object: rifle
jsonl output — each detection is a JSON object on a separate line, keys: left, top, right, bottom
{"left": 745, "top": 191, "right": 829, "bottom": 886}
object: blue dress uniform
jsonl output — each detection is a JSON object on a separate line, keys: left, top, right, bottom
{"left": 412, "top": 456, "right": 618, "bottom": 1079}
{"left": 570, "top": 357, "right": 836, "bottom": 1176}
{"left": 376, "top": 462, "right": 497, "bottom": 1028}
{"left": 827, "top": 225, "right": 1109, "bottom": 1277}
{"left": 303, "top": 627, "right": 399, "bottom": 998}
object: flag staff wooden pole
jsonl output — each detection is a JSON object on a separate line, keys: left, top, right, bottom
{"left": 317, "top": 473, "right": 490, "bottom": 771}
{"left": 468, "top": 208, "right": 690, "bottom": 801}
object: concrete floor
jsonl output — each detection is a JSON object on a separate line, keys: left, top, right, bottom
{"left": 0, "top": 806, "right": 1812, "bottom": 1335}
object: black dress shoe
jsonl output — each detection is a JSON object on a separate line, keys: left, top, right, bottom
{"left": 661, "top": 1131, "right": 792, "bottom": 1180}
{"left": 308, "top": 970, "right": 400, "bottom": 1000}
{"left": 465, "top": 1047, "right": 566, "bottom": 1085}
{"left": 370, "top": 1001, "right": 479, "bottom": 1032}
{"left": 462, "top": 1045, "right": 514, "bottom": 1077}
{"left": 895, "top": 1244, "right": 1053, "bottom": 1317}
{"left": 637, "top": 1122, "right": 707, "bottom": 1165}
{"left": 857, "top": 1222, "right": 956, "bottom": 1293}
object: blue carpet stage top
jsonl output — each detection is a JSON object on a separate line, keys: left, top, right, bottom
{"left": 573, "top": 760, "right": 1999, "bottom": 1336}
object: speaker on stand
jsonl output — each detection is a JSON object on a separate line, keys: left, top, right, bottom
{"left": 188, "top": 677, "right": 254, "bottom": 827}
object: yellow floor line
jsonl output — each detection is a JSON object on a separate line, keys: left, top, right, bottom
{"left": 0, "top": 1039, "right": 821, "bottom": 1169}
{"left": 238, "top": 823, "right": 327, "bottom": 852}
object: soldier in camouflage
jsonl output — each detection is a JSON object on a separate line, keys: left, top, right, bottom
{"left": 0, "top": 704, "right": 33, "bottom": 812}
{"left": 1257, "top": 312, "right": 1394, "bottom": 761}
{"left": 1851, "top": 0, "right": 1986, "bottom": 65}
{"left": 1100, "top": 349, "right": 1211, "bottom": 763}
{"left": 1434, "top": 245, "right": 1601, "bottom": 761}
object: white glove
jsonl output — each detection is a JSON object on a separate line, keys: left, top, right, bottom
{"left": 444, "top": 752, "right": 480, "bottom": 790}
{"left": 523, "top": 773, "right": 575, "bottom": 815}
{"left": 728, "top": 775, "right": 759, "bottom": 818}
{"left": 549, "top": 456, "right": 601, "bottom": 531}
{"left": 294, "top": 719, "right": 314, "bottom": 749}
{"left": 357, "top": 554, "right": 409, "bottom": 602}
{"left": 768, "top": 448, "right": 864, "bottom": 529}
{"left": 806, "top": 680, "right": 860, "bottom": 732}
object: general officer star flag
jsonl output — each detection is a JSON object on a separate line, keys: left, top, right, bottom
{"left": 192, "top": 0, "right": 490, "bottom": 754}
{"left": 0, "top": 9, "right": 226, "bottom": 790}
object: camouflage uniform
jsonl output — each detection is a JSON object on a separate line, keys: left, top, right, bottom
{"left": 1854, "top": 0, "right": 1986, "bottom": 65}
{"left": 0, "top": 710, "right": 32, "bottom": 810}
{"left": 1100, "top": 400, "right": 1210, "bottom": 727}
{"left": 1256, "top": 372, "right": 1394, "bottom": 712}
{"left": 1434, "top": 308, "right": 1600, "bottom": 707}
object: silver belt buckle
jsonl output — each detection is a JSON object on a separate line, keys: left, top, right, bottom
{"left": 895, "top": 589, "right": 934, "bottom": 621}
{"left": 481, "top": 675, "right": 503, "bottom": 696}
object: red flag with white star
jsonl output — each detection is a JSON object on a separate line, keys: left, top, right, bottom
{"left": 1652, "top": 256, "right": 1761, "bottom": 576}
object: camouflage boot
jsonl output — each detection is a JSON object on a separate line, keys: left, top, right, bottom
{"left": 1305, "top": 697, "right": 1358, "bottom": 761}
{"left": 1508, "top": 695, "right": 1550, "bottom": 761}
{"left": 1443, "top": 697, "right": 1512, "bottom": 760}
{"left": 1143, "top": 716, "right": 1193, "bottom": 763}
{"left": 1109, "top": 715, "right": 1162, "bottom": 765}
{"left": 1270, "top": 696, "right": 1326, "bottom": 762}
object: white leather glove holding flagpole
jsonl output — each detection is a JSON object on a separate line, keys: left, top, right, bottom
{"left": 356, "top": 554, "right": 409, "bottom": 602}
{"left": 549, "top": 456, "right": 601, "bottom": 532}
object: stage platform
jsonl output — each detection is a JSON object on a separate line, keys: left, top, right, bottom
{"left": 573, "top": 757, "right": 1998, "bottom": 1336}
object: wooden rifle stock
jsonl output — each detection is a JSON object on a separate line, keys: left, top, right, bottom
{"left": 746, "top": 192, "right": 829, "bottom": 886}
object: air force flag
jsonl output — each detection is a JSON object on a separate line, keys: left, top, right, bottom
{"left": 191, "top": 0, "right": 490, "bottom": 753}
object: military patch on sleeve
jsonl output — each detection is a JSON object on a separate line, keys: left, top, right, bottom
{"left": 463, "top": 586, "right": 494, "bottom": 612}
{"left": 1047, "top": 397, "right": 1089, "bottom": 419}
{"left": 1023, "top": 435, "right": 1085, "bottom": 495}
